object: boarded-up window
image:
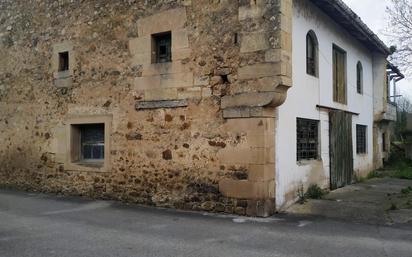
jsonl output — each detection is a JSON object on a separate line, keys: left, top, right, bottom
{"left": 333, "top": 45, "right": 347, "bottom": 104}
{"left": 356, "top": 61, "right": 363, "bottom": 94}
{"left": 356, "top": 125, "right": 367, "bottom": 154}
{"left": 297, "top": 118, "right": 319, "bottom": 161}
{"left": 306, "top": 31, "right": 318, "bottom": 77}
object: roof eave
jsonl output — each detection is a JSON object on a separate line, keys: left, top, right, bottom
{"left": 309, "top": 0, "right": 391, "bottom": 55}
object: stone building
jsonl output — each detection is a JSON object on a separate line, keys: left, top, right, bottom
{"left": 0, "top": 0, "right": 398, "bottom": 216}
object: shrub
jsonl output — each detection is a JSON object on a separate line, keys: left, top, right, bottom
{"left": 305, "top": 184, "right": 326, "bottom": 199}
{"left": 401, "top": 187, "right": 412, "bottom": 195}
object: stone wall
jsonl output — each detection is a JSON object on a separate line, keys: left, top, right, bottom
{"left": 0, "top": 0, "right": 292, "bottom": 216}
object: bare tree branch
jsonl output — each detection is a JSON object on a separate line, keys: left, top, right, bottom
{"left": 386, "top": 0, "right": 412, "bottom": 76}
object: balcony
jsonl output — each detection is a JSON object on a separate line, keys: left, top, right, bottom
{"left": 381, "top": 103, "right": 397, "bottom": 122}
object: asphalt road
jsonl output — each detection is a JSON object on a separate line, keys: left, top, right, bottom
{"left": 0, "top": 189, "right": 412, "bottom": 257}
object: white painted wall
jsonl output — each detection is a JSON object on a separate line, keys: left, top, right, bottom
{"left": 275, "top": 0, "right": 375, "bottom": 209}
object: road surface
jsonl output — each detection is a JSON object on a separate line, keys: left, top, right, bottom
{"left": 0, "top": 189, "right": 411, "bottom": 257}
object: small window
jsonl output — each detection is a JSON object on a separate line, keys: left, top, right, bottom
{"left": 153, "top": 32, "right": 172, "bottom": 63}
{"left": 71, "top": 123, "right": 105, "bottom": 163}
{"left": 306, "top": 31, "right": 318, "bottom": 77}
{"left": 58, "top": 51, "right": 69, "bottom": 72}
{"left": 356, "top": 125, "right": 367, "bottom": 154}
{"left": 80, "top": 124, "right": 104, "bottom": 161}
{"left": 356, "top": 61, "right": 363, "bottom": 94}
{"left": 382, "top": 133, "right": 387, "bottom": 152}
{"left": 333, "top": 45, "right": 347, "bottom": 104}
{"left": 297, "top": 118, "right": 319, "bottom": 161}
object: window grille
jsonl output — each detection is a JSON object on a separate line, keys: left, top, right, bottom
{"left": 297, "top": 118, "right": 319, "bottom": 161}
{"left": 356, "top": 125, "right": 367, "bottom": 154}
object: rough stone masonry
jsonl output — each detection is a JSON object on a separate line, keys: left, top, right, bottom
{"left": 0, "top": 0, "right": 292, "bottom": 217}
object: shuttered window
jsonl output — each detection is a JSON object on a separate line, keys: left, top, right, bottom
{"left": 356, "top": 125, "right": 367, "bottom": 154}
{"left": 297, "top": 118, "right": 319, "bottom": 161}
{"left": 333, "top": 45, "right": 347, "bottom": 104}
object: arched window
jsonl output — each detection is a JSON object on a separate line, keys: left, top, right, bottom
{"left": 356, "top": 61, "right": 363, "bottom": 94}
{"left": 306, "top": 30, "right": 318, "bottom": 77}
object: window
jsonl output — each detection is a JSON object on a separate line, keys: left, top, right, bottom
{"left": 297, "top": 118, "right": 319, "bottom": 161}
{"left": 71, "top": 123, "right": 105, "bottom": 164}
{"left": 66, "top": 116, "right": 111, "bottom": 172}
{"left": 153, "top": 32, "right": 172, "bottom": 63}
{"left": 306, "top": 31, "right": 318, "bottom": 77}
{"left": 58, "top": 51, "right": 69, "bottom": 72}
{"left": 356, "top": 125, "right": 367, "bottom": 154}
{"left": 80, "top": 124, "right": 105, "bottom": 161}
{"left": 333, "top": 45, "right": 347, "bottom": 104}
{"left": 382, "top": 133, "right": 387, "bottom": 152}
{"left": 356, "top": 61, "right": 363, "bottom": 94}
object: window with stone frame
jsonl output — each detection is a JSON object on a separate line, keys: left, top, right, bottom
{"left": 333, "top": 45, "right": 347, "bottom": 104}
{"left": 58, "top": 51, "right": 69, "bottom": 72}
{"left": 80, "top": 124, "right": 104, "bottom": 161}
{"left": 297, "top": 118, "right": 319, "bottom": 161}
{"left": 153, "top": 32, "right": 172, "bottom": 63}
{"left": 71, "top": 123, "right": 105, "bottom": 163}
{"left": 356, "top": 61, "right": 363, "bottom": 94}
{"left": 306, "top": 30, "right": 318, "bottom": 77}
{"left": 356, "top": 125, "right": 367, "bottom": 154}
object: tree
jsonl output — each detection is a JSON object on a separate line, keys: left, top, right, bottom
{"left": 395, "top": 96, "right": 412, "bottom": 141}
{"left": 386, "top": 0, "right": 412, "bottom": 76}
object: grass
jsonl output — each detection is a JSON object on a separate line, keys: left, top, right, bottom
{"left": 401, "top": 186, "right": 412, "bottom": 195}
{"left": 354, "top": 173, "right": 367, "bottom": 183}
{"left": 385, "top": 156, "right": 412, "bottom": 179}
{"left": 368, "top": 154, "right": 412, "bottom": 180}
{"left": 296, "top": 184, "right": 328, "bottom": 204}
{"left": 305, "top": 184, "right": 327, "bottom": 199}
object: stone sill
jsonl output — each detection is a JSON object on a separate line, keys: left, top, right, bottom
{"left": 65, "top": 161, "right": 107, "bottom": 173}
{"left": 136, "top": 99, "right": 188, "bottom": 110}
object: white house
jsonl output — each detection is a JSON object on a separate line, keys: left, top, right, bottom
{"left": 275, "top": 0, "right": 398, "bottom": 209}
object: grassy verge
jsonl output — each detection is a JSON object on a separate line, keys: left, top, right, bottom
{"left": 368, "top": 154, "right": 412, "bottom": 180}
{"left": 385, "top": 155, "right": 412, "bottom": 179}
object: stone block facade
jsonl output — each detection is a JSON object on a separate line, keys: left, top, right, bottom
{"left": 0, "top": 0, "right": 292, "bottom": 216}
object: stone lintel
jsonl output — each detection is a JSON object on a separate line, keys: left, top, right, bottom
{"left": 136, "top": 100, "right": 188, "bottom": 110}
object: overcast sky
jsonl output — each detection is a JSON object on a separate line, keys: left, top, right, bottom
{"left": 342, "top": 0, "right": 412, "bottom": 99}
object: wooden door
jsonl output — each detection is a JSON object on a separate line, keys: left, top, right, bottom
{"left": 329, "top": 111, "right": 353, "bottom": 190}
